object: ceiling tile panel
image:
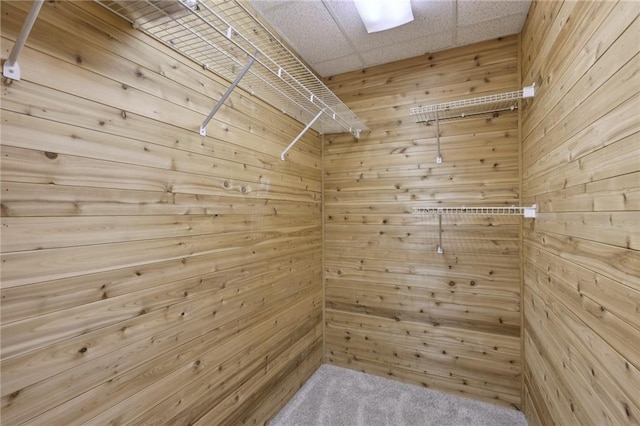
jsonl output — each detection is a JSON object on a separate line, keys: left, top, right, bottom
{"left": 457, "top": 0, "right": 532, "bottom": 26}
{"left": 251, "top": 1, "right": 354, "bottom": 63}
{"left": 361, "top": 31, "right": 455, "bottom": 68}
{"left": 457, "top": 13, "right": 528, "bottom": 46}
{"left": 312, "top": 54, "right": 366, "bottom": 77}
{"left": 248, "top": 0, "right": 291, "bottom": 13}
{"left": 325, "top": 0, "right": 454, "bottom": 51}
{"left": 247, "top": 0, "right": 532, "bottom": 77}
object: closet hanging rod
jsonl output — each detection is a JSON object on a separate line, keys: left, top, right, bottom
{"left": 412, "top": 205, "right": 537, "bottom": 218}
{"left": 410, "top": 84, "right": 535, "bottom": 124}
{"left": 96, "top": 0, "right": 367, "bottom": 139}
{"left": 3, "top": 0, "right": 44, "bottom": 81}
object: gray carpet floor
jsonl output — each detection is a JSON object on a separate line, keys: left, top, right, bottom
{"left": 269, "top": 365, "right": 527, "bottom": 426}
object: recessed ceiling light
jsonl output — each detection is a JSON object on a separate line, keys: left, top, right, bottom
{"left": 354, "top": 0, "right": 414, "bottom": 34}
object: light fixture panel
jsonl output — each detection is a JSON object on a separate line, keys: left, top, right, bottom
{"left": 354, "top": 0, "right": 414, "bottom": 33}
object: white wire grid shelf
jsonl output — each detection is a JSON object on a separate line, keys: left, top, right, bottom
{"left": 409, "top": 85, "right": 535, "bottom": 124}
{"left": 95, "top": 0, "right": 367, "bottom": 138}
{"left": 412, "top": 205, "right": 536, "bottom": 218}
{"left": 412, "top": 205, "right": 536, "bottom": 254}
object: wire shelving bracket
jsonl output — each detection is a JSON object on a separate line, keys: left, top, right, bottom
{"left": 200, "top": 54, "right": 256, "bottom": 136}
{"left": 95, "top": 0, "right": 367, "bottom": 158}
{"left": 281, "top": 108, "right": 324, "bottom": 160}
{"left": 412, "top": 205, "right": 536, "bottom": 254}
{"left": 2, "top": 0, "right": 44, "bottom": 81}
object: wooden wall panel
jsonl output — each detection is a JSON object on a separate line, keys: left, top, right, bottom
{"left": 520, "top": 1, "right": 640, "bottom": 424}
{"left": 0, "top": 1, "right": 322, "bottom": 424}
{"left": 323, "top": 36, "right": 523, "bottom": 408}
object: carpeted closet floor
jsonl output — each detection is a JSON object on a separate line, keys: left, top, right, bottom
{"left": 269, "top": 365, "right": 527, "bottom": 426}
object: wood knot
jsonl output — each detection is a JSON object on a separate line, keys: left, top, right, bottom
{"left": 44, "top": 151, "right": 58, "bottom": 159}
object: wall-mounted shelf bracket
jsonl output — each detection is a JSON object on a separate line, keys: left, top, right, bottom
{"left": 522, "top": 84, "right": 536, "bottom": 98}
{"left": 437, "top": 215, "right": 444, "bottom": 254}
{"left": 435, "top": 113, "right": 442, "bottom": 164}
{"left": 413, "top": 204, "right": 537, "bottom": 254}
{"left": 2, "top": 0, "right": 44, "bottom": 81}
{"left": 281, "top": 109, "right": 325, "bottom": 161}
{"left": 200, "top": 54, "right": 257, "bottom": 136}
{"left": 522, "top": 204, "right": 537, "bottom": 218}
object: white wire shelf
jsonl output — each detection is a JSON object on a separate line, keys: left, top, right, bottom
{"left": 96, "top": 0, "right": 367, "bottom": 139}
{"left": 413, "top": 205, "right": 536, "bottom": 218}
{"left": 410, "top": 85, "right": 535, "bottom": 125}
{"left": 412, "top": 204, "right": 536, "bottom": 255}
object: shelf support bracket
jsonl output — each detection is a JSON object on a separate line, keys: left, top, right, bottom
{"left": 281, "top": 109, "right": 325, "bottom": 161}
{"left": 435, "top": 112, "right": 442, "bottom": 164}
{"left": 3, "top": 0, "right": 44, "bottom": 81}
{"left": 522, "top": 83, "right": 535, "bottom": 98}
{"left": 437, "top": 215, "right": 443, "bottom": 254}
{"left": 523, "top": 204, "right": 537, "bottom": 218}
{"left": 200, "top": 54, "right": 257, "bottom": 136}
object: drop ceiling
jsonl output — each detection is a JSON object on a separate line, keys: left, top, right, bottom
{"left": 247, "top": 0, "right": 532, "bottom": 77}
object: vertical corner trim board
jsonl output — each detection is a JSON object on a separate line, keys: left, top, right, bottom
{"left": 520, "top": 1, "right": 640, "bottom": 425}
{"left": 1, "top": 0, "right": 322, "bottom": 424}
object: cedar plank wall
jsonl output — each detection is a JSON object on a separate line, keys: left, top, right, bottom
{"left": 323, "top": 36, "right": 523, "bottom": 408}
{"left": 520, "top": 1, "right": 640, "bottom": 425}
{"left": 0, "top": 1, "right": 322, "bottom": 424}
